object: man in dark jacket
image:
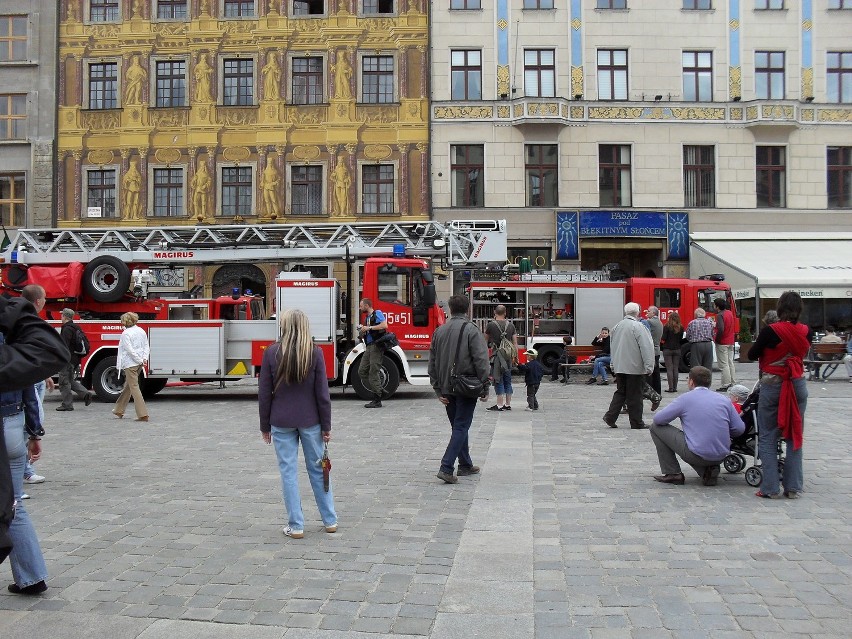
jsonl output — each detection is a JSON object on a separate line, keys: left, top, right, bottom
{"left": 429, "top": 295, "right": 490, "bottom": 484}
{"left": 57, "top": 309, "right": 95, "bottom": 411}
{"left": 0, "top": 296, "right": 71, "bottom": 565}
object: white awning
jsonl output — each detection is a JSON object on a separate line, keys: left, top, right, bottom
{"left": 689, "top": 234, "right": 852, "bottom": 299}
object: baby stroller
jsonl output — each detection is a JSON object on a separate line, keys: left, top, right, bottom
{"left": 723, "top": 381, "right": 785, "bottom": 486}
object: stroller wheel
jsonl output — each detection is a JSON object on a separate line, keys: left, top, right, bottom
{"left": 724, "top": 455, "right": 741, "bottom": 474}
{"left": 736, "top": 454, "right": 747, "bottom": 472}
{"left": 745, "top": 466, "right": 762, "bottom": 487}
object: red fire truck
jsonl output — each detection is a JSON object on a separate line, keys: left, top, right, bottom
{"left": 468, "top": 267, "right": 736, "bottom": 372}
{"left": 0, "top": 220, "right": 507, "bottom": 401}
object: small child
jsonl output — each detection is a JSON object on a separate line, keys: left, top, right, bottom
{"left": 727, "top": 384, "right": 750, "bottom": 414}
{"left": 519, "top": 348, "right": 545, "bottom": 411}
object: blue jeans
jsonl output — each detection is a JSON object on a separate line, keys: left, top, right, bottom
{"left": 3, "top": 412, "right": 48, "bottom": 587}
{"left": 440, "top": 395, "right": 477, "bottom": 473}
{"left": 271, "top": 424, "right": 337, "bottom": 531}
{"left": 592, "top": 356, "right": 611, "bottom": 380}
{"left": 493, "top": 370, "right": 513, "bottom": 397}
{"left": 757, "top": 378, "right": 808, "bottom": 495}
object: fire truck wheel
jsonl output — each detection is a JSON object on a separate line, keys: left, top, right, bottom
{"left": 679, "top": 343, "right": 692, "bottom": 373}
{"left": 536, "top": 347, "right": 561, "bottom": 371}
{"left": 83, "top": 256, "right": 132, "bottom": 303}
{"left": 350, "top": 355, "right": 400, "bottom": 400}
{"left": 91, "top": 356, "right": 124, "bottom": 402}
{"left": 141, "top": 378, "right": 168, "bottom": 398}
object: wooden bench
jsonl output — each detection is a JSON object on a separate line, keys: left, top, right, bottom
{"left": 804, "top": 342, "right": 847, "bottom": 380}
{"left": 559, "top": 345, "right": 607, "bottom": 376}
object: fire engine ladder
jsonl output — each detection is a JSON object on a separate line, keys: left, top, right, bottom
{"left": 3, "top": 220, "right": 507, "bottom": 266}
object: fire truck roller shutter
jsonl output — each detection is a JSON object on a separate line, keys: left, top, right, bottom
{"left": 350, "top": 354, "right": 400, "bottom": 401}
{"left": 83, "top": 256, "right": 132, "bottom": 303}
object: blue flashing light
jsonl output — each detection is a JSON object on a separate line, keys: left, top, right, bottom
{"left": 392, "top": 243, "right": 406, "bottom": 257}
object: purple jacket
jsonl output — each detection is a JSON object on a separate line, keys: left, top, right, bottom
{"left": 258, "top": 344, "right": 331, "bottom": 433}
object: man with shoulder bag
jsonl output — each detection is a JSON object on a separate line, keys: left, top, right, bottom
{"left": 429, "top": 295, "right": 491, "bottom": 484}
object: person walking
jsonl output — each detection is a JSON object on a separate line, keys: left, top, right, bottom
{"left": 429, "top": 295, "right": 490, "bottom": 484}
{"left": 112, "top": 312, "right": 150, "bottom": 422}
{"left": 603, "top": 303, "right": 655, "bottom": 430}
{"left": 258, "top": 309, "right": 336, "bottom": 538}
{"left": 518, "top": 348, "right": 545, "bottom": 411}
{"left": 644, "top": 306, "right": 664, "bottom": 395}
{"left": 713, "top": 298, "right": 737, "bottom": 392}
{"left": 685, "top": 307, "right": 714, "bottom": 372}
{"left": 586, "top": 327, "right": 611, "bottom": 385}
{"left": 660, "top": 311, "right": 684, "bottom": 393}
{"left": 56, "top": 309, "right": 95, "bottom": 411}
{"left": 358, "top": 298, "right": 388, "bottom": 409}
{"left": 748, "top": 292, "right": 811, "bottom": 499}
{"left": 20, "top": 286, "right": 51, "bottom": 488}
{"left": 484, "top": 305, "right": 518, "bottom": 411}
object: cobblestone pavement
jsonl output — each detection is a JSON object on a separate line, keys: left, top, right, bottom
{"left": 0, "top": 362, "right": 850, "bottom": 638}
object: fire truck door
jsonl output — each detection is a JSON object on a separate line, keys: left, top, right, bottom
{"left": 574, "top": 287, "right": 626, "bottom": 345}
{"left": 148, "top": 324, "right": 224, "bottom": 376}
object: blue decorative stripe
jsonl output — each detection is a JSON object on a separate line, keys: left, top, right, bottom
{"left": 498, "top": 0, "right": 509, "bottom": 66}
{"left": 802, "top": 0, "right": 812, "bottom": 69}
{"left": 730, "top": 0, "right": 740, "bottom": 68}
{"left": 571, "top": 0, "right": 582, "bottom": 65}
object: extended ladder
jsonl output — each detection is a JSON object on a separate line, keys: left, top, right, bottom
{"left": 2, "top": 220, "right": 507, "bottom": 266}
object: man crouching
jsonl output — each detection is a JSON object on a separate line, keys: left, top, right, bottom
{"left": 650, "top": 366, "right": 745, "bottom": 486}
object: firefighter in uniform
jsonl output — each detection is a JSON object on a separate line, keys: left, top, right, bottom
{"left": 358, "top": 298, "right": 388, "bottom": 409}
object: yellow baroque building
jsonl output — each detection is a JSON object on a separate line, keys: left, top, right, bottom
{"left": 57, "top": 0, "right": 429, "bottom": 227}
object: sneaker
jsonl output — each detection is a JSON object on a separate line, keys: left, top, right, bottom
{"left": 783, "top": 490, "right": 800, "bottom": 499}
{"left": 486, "top": 405, "right": 503, "bottom": 412}
{"left": 20, "top": 493, "right": 29, "bottom": 500}
{"left": 457, "top": 465, "right": 480, "bottom": 476}
{"left": 325, "top": 523, "right": 338, "bottom": 533}
{"left": 585, "top": 378, "right": 597, "bottom": 385}
{"left": 283, "top": 527, "right": 304, "bottom": 539}
{"left": 55, "top": 406, "right": 73, "bottom": 411}
{"left": 24, "top": 474, "right": 45, "bottom": 484}
{"left": 525, "top": 406, "right": 534, "bottom": 411}
{"left": 503, "top": 405, "right": 512, "bottom": 411}
{"left": 8, "top": 581, "right": 47, "bottom": 595}
{"left": 597, "top": 380, "right": 609, "bottom": 386}
{"left": 364, "top": 399, "right": 382, "bottom": 408}
{"left": 436, "top": 470, "right": 458, "bottom": 484}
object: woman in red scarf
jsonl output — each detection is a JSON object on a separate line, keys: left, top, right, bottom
{"left": 748, "top": 292, "right": 812, "bottom": 499}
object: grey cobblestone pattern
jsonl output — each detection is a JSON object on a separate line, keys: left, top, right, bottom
{"left": 0, "top": 362, "right": 850, "bottom": 638}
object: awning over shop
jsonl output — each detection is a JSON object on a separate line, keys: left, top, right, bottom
{"left": 689, "top": 233, "right": 852, "bottom": 300}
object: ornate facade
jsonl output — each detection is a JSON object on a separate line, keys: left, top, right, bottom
{"left": 57, "top": 0, "right": 429, "bottom": 227}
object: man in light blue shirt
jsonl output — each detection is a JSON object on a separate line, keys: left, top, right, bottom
{"left": 651, "top": 366, "right": 745, "bottom": 486}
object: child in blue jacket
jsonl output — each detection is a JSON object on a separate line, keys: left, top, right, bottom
{"left": 518, "top": 349, "right": 545, "bottom": 411}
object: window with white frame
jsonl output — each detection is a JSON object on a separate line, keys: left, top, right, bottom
{"left": 292, "top": 56, "right": 324, "bottom": 105}
{"left": 219, "top": 165, "right": 254, "bottom": 216}
{"left": 155, "top": 0, "right": 188, "bottom": 19}
{"left": 292, "top": 0, "right": 325, "bottom": 15}
{"left": 85, "top": 167, "right": 118, "bottom": 218}
{"left": 450, "top": 0, "right": 480, "bottom": 9}
{"left": 89, "top": 0, "right": 120, "bottom": 22}
{"left": 0, "top": 173, "right": 25, "bottom": 227}
{"left": 755, "top": 51, "right": 784, "bottom": 99}
{"left": 154, "top": 59, "right": 187, "bottom": 108}
{"left": 597, "top": 0, "right": 627, "bottom": 8}
{"left": 290, "top": 165, "right": 324, "bottom": 215}
{"left": 827, "top": 52, "right": 852, "bottom": 103}
{"left": 597, "top": 49, "right": 628, "bottom": 100}
{"left": 362, "top": 0, "right": 394, "bottom": 14}
{"left": 0, "top": 94, "right": 26, "bottom": 140}
{"left": 87, "top": 61, "right": 119, "bottom": 109}
{"left": 524, "top": 50, "right": 555, "bottom": 98}
{"left": 151, "top": 167, "right": 185, "bottom": 217}
{"left": 524, "top": 0, "right": 555, "bottom": 8}
{"left": 755, "top": 0, "right": 783, "bottom": 9}
{"left": 361, "top": 164, "right": 394, "bottom": 214}
{"left": 451, "top": 50, "right": 482, "bottom": 101}
{"left": 361, "top": 55, "right": 395, "bottom": 104}
{"left": 222, "top": 58, "right": 254, "bottom": 105}
{"left": 599, "top": 144, "right": 631, "bottom": 207}
{"left": 0, "top": 15, "right": 27, "bottom": 62}
{"left": 682, "top": 51, "right": 713, "bottom": 102}
{"left": 683, "top": 0, "right": 712, "bottom": 8}
{"left": 683, "top": 145, "right": 715, "bottom": 208}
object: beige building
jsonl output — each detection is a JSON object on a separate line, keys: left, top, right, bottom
{"left": 430, "top": 1, "right": 852, "bottom": 327}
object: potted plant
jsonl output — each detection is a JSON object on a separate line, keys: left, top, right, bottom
{"left": 737, "top": 323, "right": 754, "bottom": 362}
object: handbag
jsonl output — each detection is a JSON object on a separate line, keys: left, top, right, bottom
{"left": 450, "top": 322, "right": 487, "bottom": 398}
{"left": 373, "top": 331, "right": 399, "bottom": 351}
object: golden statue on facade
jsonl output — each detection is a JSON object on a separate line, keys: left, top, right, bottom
{"left": 191, "top": 161, "right": 212, "bottom": 220}
{"left": 194, "top": 54, "right": 214, "bottom": 103}
{"left": 260, "top": 157, "right": 282, "bottom": 219}
{"left": 121, "top": 159, "right": 143, "bottom": 220}
{"left": 331, "top": 158, "right": 351, "bottom": 216}
{"left": 262, "top": 53, "right": 281, "bottom": 102}
{"left": 124, "top": 55, "right": 147, "bottom": 105}
{"left": 331, "top": 53, "right": 352, "bottom": 100}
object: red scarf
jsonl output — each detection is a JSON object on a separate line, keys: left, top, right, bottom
{"left": 761, "top": 322, "right": 810, "bottom": 450}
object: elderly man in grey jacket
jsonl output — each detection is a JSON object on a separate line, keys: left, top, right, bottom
{"left": 603, "top": 302, "right": 656, "bottom": 430}
{"left": 429, "top": 295, "right": 491, "bottom": 484}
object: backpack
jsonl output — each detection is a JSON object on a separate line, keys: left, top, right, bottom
{"left": 72, "top": 325, "right": 90, "bottom": 357}
{"left": 495, "top": 320, "right": 516, "bottom": 365}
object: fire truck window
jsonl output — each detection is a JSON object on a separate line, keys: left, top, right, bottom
{"left": 250, "top": 299, "right": 266, "bottom": 320}
{"left": 219, "top": 304, "right": 235, "bottom": 320}
{"left": 654, "top": 288, "right": 681, "bottom": 308}
{"left": 698, "top": 289, "right": 719, "bottom": 313}
{"left": 378, "top": 271, "right": 411, "bottom": 306}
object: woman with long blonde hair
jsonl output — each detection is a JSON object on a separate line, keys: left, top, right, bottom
{"left": 258, "top": 309, "right": 336, "bottom": 539}
{"left": 660, "top": 311, "right": 684, "bottom": 393}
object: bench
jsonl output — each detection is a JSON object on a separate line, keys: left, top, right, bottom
{"left": 803, "top": 342, "right": 847, "bottom": 380}
{"left": 558, "top": 345, "right": 607, "bottom": 377}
